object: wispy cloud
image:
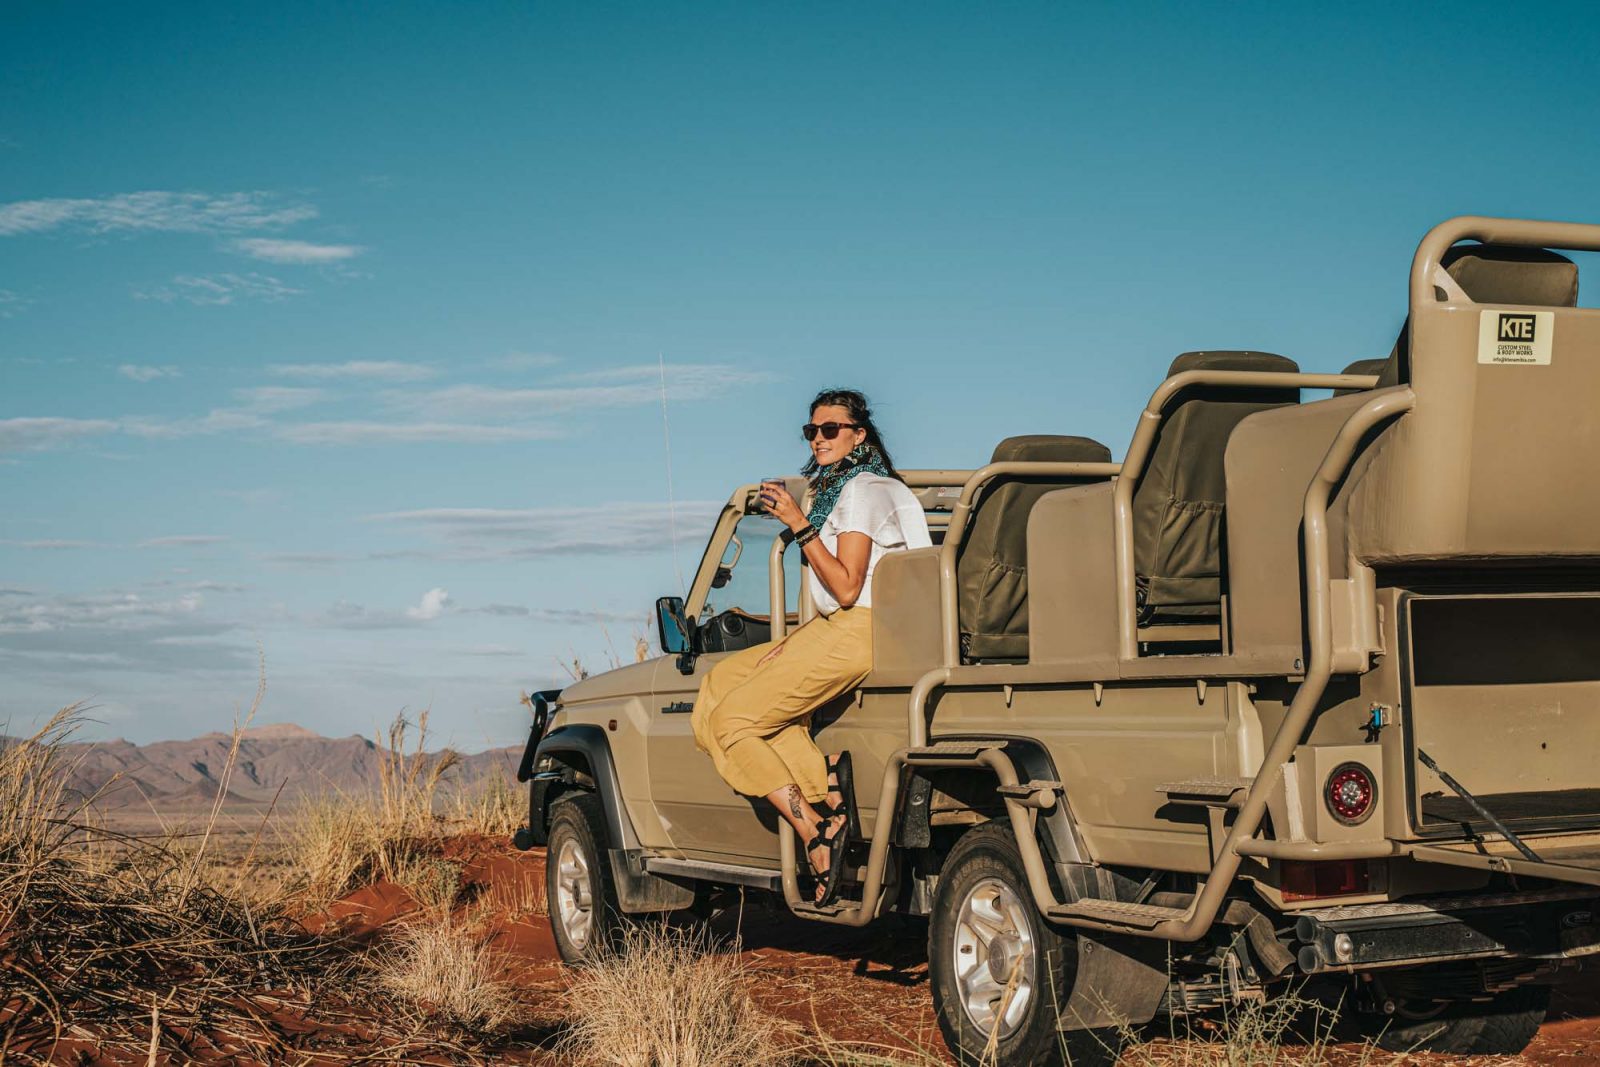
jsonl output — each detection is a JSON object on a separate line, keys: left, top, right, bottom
{"left": 405, "top": 587, "right": 451, "bottom": 621}
{"left": 118, "top": 364, "right": 181, "bottom": 382}
{"left": 0, "top": 289, "right": 31, "bottom": 318}
{"left": 0, "top": 417, "right": 119, "bottom": 453}
{"left": 389, "top": 363, "right": 773, "bottom": 420}
{"left": 233, "top": 237, "right": 363, "bottom": 264}
{"left": 0, "top": 539, "right": 104, "bottom": 550}
{"left": 365, "top": 501, "right": 720, "bottom": 559}
{"left": 121, "top": 410, "right": 268, "bottom": 439}
{"left": 0, "top": 588, "right": 250, "bottom": 674}
{"left": 134, "top": 272, "right": 302, "bottom": 306}
{"left": 268, "top": 360, "right": 437, "bottom": 383}
{"left": 0, "top": 191, "right": 316, "bottom": 237}
{"left": 275, "top": 421, "right": 558, "bottom": 445}
{"left": 137, "top": 535, "right": 230, "bottom": 548}
{"left": 231, "top": 386, "right": 327, "bottom": 412}
{"left": 489, "top": 352, "right": 561, "bottom": 371}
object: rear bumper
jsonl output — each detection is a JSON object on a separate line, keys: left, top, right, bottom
{"left": 1293, "top": 887, "right": 1600, "bottom": 973}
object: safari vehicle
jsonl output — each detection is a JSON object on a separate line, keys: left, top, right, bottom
{"left": 516, "top": 216, "right": 1600, "bottom": 1064}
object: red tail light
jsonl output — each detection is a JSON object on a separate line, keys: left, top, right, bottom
{"left": 1325, "top": 762, "right": 1377, "bottom": 826}
{"left": 1281, "top": 859, "right": 1373, "bottom": 901}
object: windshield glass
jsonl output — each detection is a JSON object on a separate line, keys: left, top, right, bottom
{"left": 700, "top": 514, "right": 801, "bottom": 622}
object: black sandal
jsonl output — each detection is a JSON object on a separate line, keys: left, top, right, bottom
{"left": 825, "top": 751, "right": 860, "bottom": 839}
{"left": 805, "top": 811, "right": 851, "bottom": 907}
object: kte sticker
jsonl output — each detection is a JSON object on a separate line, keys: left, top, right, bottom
{"left": 1478, "top": 309, "right": 1554, "bottom": 366}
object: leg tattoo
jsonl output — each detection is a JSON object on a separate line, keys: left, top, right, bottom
{"left": 786, "top": 784, "right": 805, "bottom": 823}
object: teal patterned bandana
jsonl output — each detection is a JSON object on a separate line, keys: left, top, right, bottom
{"left": 807, "top": 443, "right": 891, "bottom": 528}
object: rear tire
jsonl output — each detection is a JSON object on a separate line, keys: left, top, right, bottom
{"left": 545, "top": 792, "right": 625, "bottom": 963}
{"left": 928, "top": 823, "right": 1122, "bottom": 1067}
{"left": 1362, "top": 983, "right": 1549, "bottom": 1055}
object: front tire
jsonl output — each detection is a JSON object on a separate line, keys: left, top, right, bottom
{"left": 545, "top": 792, "right": 625, "bottom": 963}
{"left": 1358, "top": 983, "right": 1549, "bottom": 1055}
{"left": 928, "top": 823, "right": 1120, "bottom": 1066}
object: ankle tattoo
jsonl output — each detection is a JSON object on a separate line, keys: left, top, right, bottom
{"left": 786, "top": 785, "right": 804, "bottom": 822}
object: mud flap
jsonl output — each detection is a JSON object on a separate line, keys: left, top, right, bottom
{"left": 1058, "top": 931, "right": 1170, "bottom": 1032}
{"left": 609, "top": 849, "right": 697, "bottom": 914}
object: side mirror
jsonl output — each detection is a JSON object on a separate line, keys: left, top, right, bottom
{"left": 656, "top": 594, "right": 692, "bottom": 649}
{"left": 656, "top": 596, "right": 699, "bottom": 675}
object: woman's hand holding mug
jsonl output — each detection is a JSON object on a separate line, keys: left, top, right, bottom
{"left": 760, "top": 479, "right": 807, "bottom": 531}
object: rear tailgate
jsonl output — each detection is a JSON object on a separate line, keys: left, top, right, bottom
{"left": 1400, "top": 592, "right": 1600, "bottom": 885}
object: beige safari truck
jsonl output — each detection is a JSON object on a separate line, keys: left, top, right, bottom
{"left": 515, "top": 216, "right": 1600, "bottom": 1064}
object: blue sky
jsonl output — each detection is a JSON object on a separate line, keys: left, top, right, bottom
{"left": 3, "top": 2, "right": 1598, "bottom": 747}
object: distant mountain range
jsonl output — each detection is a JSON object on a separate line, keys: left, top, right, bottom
{"left": 40, "top": 723, "right": 523, "bottom": 811}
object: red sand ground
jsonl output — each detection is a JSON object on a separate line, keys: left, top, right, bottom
{"left": 444, "top": 836, "right": 1600, "bottom": 1066}
{"left": 15, "top": 835, "right": 1599, "bottom": 1063}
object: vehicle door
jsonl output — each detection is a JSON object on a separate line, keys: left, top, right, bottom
{"left": 649, "top": 507, "right": 801, "bottom": 860}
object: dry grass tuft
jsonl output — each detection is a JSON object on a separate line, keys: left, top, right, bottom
{"left": 560, "top": 925, "right": 795, "bottom": 1067}
{"left": 375, "top": 921, "right": 521, "bottom": 1030}
{"left": 1120, "top": 988, "right": 1379, "bottom": 1067}
{"left": 284, "top": 711, "right": 463, "bottom": 905}
{"left": 448, "top": 765, "right": 523, "bottom": 837}
{"left": 393, "top": 852, "right": 462, "bottom": 917}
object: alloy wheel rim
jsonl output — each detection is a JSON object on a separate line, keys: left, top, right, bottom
{"left": 952, "top": 875, "right": 1036, "bottom": 1039}
{"left": 554, "top": 837, "right": 594, "bottom": 949}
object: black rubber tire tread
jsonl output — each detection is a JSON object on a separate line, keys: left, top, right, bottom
{"left": 545, "top": 791, "right": 626, "bottom": 964}
{"left": 928, "top": 822, "right": 1121, "bottom": 1067}
{"left": 1371, "top": 983, "right": 1549, "bottom": 1055}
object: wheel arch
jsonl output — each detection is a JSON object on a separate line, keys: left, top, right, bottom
{"left": 533, "top": 724, "right": 641, "bottom": 851}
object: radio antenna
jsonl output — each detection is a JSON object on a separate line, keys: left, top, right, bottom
{"left": 658, "top": 353, "right": 686, "bottom": 595}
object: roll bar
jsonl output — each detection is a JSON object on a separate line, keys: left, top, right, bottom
{"left": 1411, "top": 215, "right": 1600, "bottom": 310}
{"left": 1110, "top": 370, "right": 1380, "bottom": 659}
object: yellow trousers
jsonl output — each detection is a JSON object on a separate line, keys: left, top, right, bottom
{"left": 691, "top": 607, "right": 873, "bottom": 801}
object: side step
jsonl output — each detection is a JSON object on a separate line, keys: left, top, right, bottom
{"left": 644, "top": 856, "right": 781, "bottom": 891}
{"left": 1050, "top": 898, "right": 1188, "bottom": 931}
{"left": 1160, "top": 777, "right": 1251, "bottom": 808}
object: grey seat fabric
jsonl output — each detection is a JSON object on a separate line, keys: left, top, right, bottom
{"left": 1377, "top": 245, "right": 1578, "bottom": 388}
{"left": 1132, "top": 351, "right": 1300, "bottom": 623}
{"left": 958, "top": 434, "right": 1113, "bottom": 661}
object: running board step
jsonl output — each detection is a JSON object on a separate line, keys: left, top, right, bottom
{"left": 1050, "top": 898, "right": 1189, "bottom": 930}
{"left": 1159, "top": 777, "right": 1252, "bottom": 808}
{"left": 644, "top": 856, "right": 781, "bottom": 891}
{"left": 907, "top": 740, "right": 1009, "bottom": 760}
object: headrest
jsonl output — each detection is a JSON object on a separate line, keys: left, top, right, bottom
{"left": 1440, "top": 244, "right": 1577, "bottom": 307}
{"left": 1166, "top": 350, "right": 1300, "bottom": 377}
{"left": 989, "top": 434, "right": 1112, "bottom": 465}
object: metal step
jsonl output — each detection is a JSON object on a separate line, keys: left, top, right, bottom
{"left": 909, "top": 740, "right": 1009, "bottom": 759}
{"left": 644, "top": 856, "right": 781, "bottom": 891}
{"left": 1050, "top": 898, "right": 1189, "bottom": 929}
{"left": 1159, "top": 777, "right": 1252, "bottom": 807}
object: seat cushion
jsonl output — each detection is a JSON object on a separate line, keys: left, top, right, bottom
{"left": 1133, "top": 351, "right": 1299, "bottom": 621}
{"left": 959, "top": 435, "right": 1112, "bottom": 660}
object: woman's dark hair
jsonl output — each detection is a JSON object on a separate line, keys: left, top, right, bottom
{"left": 801, "top": 388, "right": 904, "bottom": 483}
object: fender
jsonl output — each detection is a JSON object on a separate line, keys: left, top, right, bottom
{"left": 530, "top": 724, "right": 694, "bottom": 914}
{"left": 532, "top": 723, "right": 641, "bottom": 851}
{"left": 903, "top": 734, "right": 1116, "bottom": 904}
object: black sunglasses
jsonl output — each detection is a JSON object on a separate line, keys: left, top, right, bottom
{"left": 802, "top": 421, "right": 860, "bottom": 441}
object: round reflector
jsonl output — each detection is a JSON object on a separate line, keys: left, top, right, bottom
{"left": 1325, "top": 762, "right": 1376, "bottom": 826}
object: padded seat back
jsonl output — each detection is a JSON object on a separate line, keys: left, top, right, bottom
{"left": 958, "top": 434, "right": 1113, "bottom": 660}
{"left": 1133, "top": 351, "right": 1300, "bottom": 622}
{"left": 1377, "top": 245, "right": 1578, "bottom": 388}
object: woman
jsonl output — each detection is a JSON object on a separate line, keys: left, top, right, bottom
{"left": 691, "top": 389, "right": 931, "bottom": 905}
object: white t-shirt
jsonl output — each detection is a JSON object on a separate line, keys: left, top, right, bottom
{"left": 807, "top": 473, "right": 932, "bottom": 616}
